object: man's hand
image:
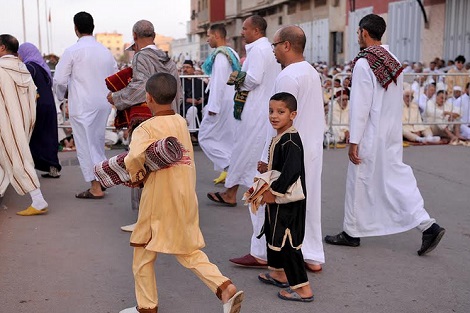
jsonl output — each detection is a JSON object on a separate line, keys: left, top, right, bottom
{"left": 257, "top": 161, "right": 268, "bottom": 173}
{"left": 261, "top": 190, "right": 276, "bottom": 204}
{"left": 348, "top": 143, "right": 362, "bottom": 165}
{"left": 107, "top": 92, "right": 114, "bottom": 105}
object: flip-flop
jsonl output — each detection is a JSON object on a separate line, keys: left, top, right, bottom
{"left": 75, "top": 189, "right": 104, "bottom": 199}
{"left": 278, "top": 287, "right": 314, "bottom": 302}
{"left": 207, "top": 192, "right": 237, "bottom": 207}
{"left": 258, "top": 273, "right": 289, "bottom": 288}
{"left": 223, "top": 290, "right": 244, "bottom": 313}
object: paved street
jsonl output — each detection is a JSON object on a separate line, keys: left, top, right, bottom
{"left": 1, "top": 145, "right": 469, "bottom": 313}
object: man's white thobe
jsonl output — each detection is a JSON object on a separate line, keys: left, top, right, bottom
{"left": 257, "top": 61, "right": 326, "bottom": 264}
{"left": 198, "top": 48, "right": 239, "bottom": 171}
{"left": 54, "top": 36, "right": 117, "bottom": 182}
{"left": 455, "top": 93, "right": 470, "bottom": 139}
{"left": 223, "top": 37, "right": 280, "bottom": 261}
{"left": 345, "top": 45, "right": 434, "bottom": 237}
{"left": 0, "top": 55, "right": 40, "bottom": 196}
{"left": 224, "top": 37, "right": 280, "bottom": 189}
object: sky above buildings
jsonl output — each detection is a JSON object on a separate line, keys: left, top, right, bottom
{"left": 0, "top": 0, "right": 190, "bottom": 56}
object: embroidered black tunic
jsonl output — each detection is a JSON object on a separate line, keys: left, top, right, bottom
{"left": 264, "top": 127, "right": 306, "bottom": 251}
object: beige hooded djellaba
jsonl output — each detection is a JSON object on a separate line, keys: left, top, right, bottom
{"left": 0, "top": 55, "right": 40, "bottom": 196}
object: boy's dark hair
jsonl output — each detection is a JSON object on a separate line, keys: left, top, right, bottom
{"left": 74, "top": 12, "right": 94, "bottom": 35}
{"left": 436, "top": 90, "right": 445, "bottom": 97}
{"left": 270, "top": 92, "right": 297, "bottom": 112}
{"left": 209, "top": 23, "right": 227, "bottom": 38}
{"left": 0, "top": 34, "right": 19, "bottom": 54}
{"left": 146, "top": 73, "right": 177, "bottom": 104}
{"left": 359, "top": 14, "right": 386, "bottom": 41}
{"left": 455, "top": 55, "right": 466, "bottom": 63}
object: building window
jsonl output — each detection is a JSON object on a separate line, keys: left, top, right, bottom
{"left": 314, "top": 0, "right": 327, "bottom": 6}
{"left": 300, "top": 0, "right": 310, "bottom": 11}
{"left": 287, "top": 2, "right": 296, "bottom": 15}
{"left": 278, "top": 16, "right": 283, "bottom": 25}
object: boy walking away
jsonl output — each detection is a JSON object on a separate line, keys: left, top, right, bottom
{"left": 120, "top": 73, "right": 243, "bottom": 313}
{"left": 257, "top": 92, "right": 314, "bottom": 302}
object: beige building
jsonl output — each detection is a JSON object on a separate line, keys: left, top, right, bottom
{"left": 188, "top": 0, "right": 469, "bottom": 67}
{"left": 95, "top": 32, "right": 124, "bottom": 61}
{"left": 154, "top": 33, "right": 173, "bottom": 54}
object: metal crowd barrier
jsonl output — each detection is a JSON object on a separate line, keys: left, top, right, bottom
{"left": 56, "top": 72, "right": 468, "bottom": 147}
{"left": 56, "top": 74, "right": 210, "bottom": 132}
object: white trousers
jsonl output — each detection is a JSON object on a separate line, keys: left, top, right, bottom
{"left": 69, "top": 108, "right": 110, "bottom": 182}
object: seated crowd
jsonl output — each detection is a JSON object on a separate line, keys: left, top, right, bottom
{"left": 320, "top": 54, "right": 470, "bottom": 146}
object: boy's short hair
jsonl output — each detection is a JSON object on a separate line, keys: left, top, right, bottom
{"left": 270, "top": 92, "right": 297, "bottom": 112}
{"left": 146, "top": 73, "right": 177, "bottom": 104}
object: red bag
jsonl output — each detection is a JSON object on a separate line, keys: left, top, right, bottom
{"left": 105, "top": 67, "right": 152, "bottom": 130}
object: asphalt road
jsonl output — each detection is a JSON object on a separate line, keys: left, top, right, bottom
{"left": 0, "top": 144, "right": 469, "bottom": 313}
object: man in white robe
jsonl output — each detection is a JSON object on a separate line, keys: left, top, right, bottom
{"left": 324, "top": 14, "right": 445, "bottom": 256}
{"left": 199, "top": 24, "right": 239, "bottom": 179}
{"left": 457, "top": 83, "right": 470, "bottom": 139}
{"left": 206, "top": 16, "right": 281, "bottom": 268}
{"left": 54, "top": 12, "right": 117, "bottom": 199}
{"left": 0, "top": 34, "right": 49, "bottom": 216}
{"left": 253, "top": 26, "right": 326, "bottom": 275}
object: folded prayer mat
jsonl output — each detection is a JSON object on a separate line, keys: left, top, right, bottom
{"left": 105, "top": 67, "right": 133, "bottom": 92}
{"left": 105, "top": 67, "right": 153, "bottom": 130}
{"left": 114, "top": 103, "right": 153, "bottom": 131}
{"left": 94, "top": 136, "right": 188, "bottom": 188}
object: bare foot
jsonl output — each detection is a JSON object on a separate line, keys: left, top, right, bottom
{"left": 90, "top": 181, "right": 105, "bottom": 197}
{"left": 221, "top": 283, "right": 237, "bottom": 304}
{"left": 305, "top": 263, "right": 322, "bottom": 272}
{"left": 260, "top": 271, "right": 287, "bottom": 284}
{"left": 280, "top": 284, "right": 313, "bottom": 299}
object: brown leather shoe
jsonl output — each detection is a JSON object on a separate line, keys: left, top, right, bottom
{"left": 229, "top": 254, "right": 267, "bottom": 268}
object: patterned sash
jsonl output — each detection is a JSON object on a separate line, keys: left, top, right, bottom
{"left": 351, "top": 45, "right": 403, "bottom": 90}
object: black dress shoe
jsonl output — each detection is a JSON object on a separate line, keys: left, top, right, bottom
{"left": 417, "top": 224, "right": 445, "bottom": 256}
{"left": 325, "top": 231, "right": 360, "bottom": 247}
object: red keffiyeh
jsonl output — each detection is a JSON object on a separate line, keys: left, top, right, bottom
{"left": 351, "top": 45, "right": 403, "bottom": 90}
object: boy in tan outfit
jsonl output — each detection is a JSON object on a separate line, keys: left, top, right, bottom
{"left": 120, "top": 73, "right": 243, "bottom": 313}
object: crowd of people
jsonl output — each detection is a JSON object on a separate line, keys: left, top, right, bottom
{"left": 1, "top": 9, "right": 465, "bottom": 313}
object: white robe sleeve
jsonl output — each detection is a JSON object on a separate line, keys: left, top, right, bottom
{"left": 204, "top": 54, "right": 232, "bottom": 114}
{"left": 349, "top": 59, "right": 374, "bottom": 144}
{"left": 53, "top": 49, "right": 73, "bottom": 101}
{"left": 241, "top": 47, "right": 264, "bottom": 91}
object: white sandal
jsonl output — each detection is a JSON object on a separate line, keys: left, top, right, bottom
{"left": 223, "top": 290, "right": 244, "bottom": 313}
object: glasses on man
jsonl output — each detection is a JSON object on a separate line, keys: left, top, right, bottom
{"left": 271, "top": 40, "right": 286, "bottom": 49}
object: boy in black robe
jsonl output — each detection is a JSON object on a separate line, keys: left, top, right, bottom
{"left": 257, "top": 92, "right": 314, "bottom": 302}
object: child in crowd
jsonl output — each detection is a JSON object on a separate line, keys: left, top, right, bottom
{"left": 257, "top": 92, "right": 314, "bottom": 302}
{"left": 119, "top": 73, "right": 243, "bottom": 313}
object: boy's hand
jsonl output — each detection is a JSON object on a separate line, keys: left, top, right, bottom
{"left": 257, "top": 161, "right": 268, "bottom": 173}
{"left": 261, "top": 190, "right": 276, "bottom": 204}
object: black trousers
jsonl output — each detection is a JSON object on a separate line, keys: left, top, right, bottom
{"left": 267, "top": 244, "right": 309, "bottom": 288}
